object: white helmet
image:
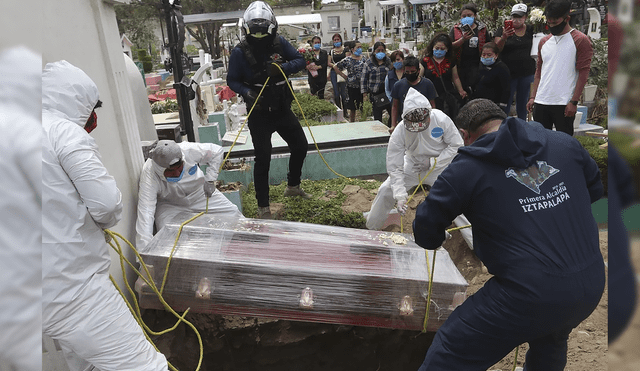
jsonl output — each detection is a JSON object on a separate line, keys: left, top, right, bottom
{"left": 243, "top": 1, "right": 278, "bottom": 44}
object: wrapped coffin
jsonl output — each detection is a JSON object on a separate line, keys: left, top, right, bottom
{"left": 136, "top": 213, "right": 468, "bottom": 332}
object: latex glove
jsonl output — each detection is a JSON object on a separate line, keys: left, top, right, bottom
{"left": 104, "top": 230, "right": 112, "bottom": 244}
{"left": 443, "top": 231, "right": 452, "bottom": 246}
{"left": 397, "top": 198, "right": 408, "bottom": 216}
{"left": 242, "top": 90, "right": 261, "bottom": 110}
{"left": 203, "top": 181, "right": 216, "bottom": 198}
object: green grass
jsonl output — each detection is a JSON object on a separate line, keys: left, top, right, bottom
{"left": 241, "top": 178, "right": 382, "bottom": 228}
{"left": 576, "top": 136, "right": 608, "bottom": 195}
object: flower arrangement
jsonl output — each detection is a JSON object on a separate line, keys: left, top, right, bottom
{"left": 297, "top": 43, "right": 318, "bottom": 77}
{"left": 297, "top": 43, "right": 315, "bottom": 63}
{"left": 529, "top": 7, "right": 548, "bottom": 34}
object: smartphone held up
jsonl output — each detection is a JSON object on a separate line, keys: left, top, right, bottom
{"left": 504, "top": 19, "right": 514, "bottom": 31}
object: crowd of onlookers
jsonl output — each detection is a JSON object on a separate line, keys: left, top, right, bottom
{"left": 303, "top": 0, "right": 593, "bottom": 137}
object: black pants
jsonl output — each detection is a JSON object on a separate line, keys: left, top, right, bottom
{"left": 309, "top": 78, "right": 327, "bottom": 100}
{"left": 346, "top": 86, "right": 364, "bottom": 111}
{"left": 370, "top": 93, "right": 391, "bottom": 126}
{"left": 533, "top": 104, "right": 575, "bottom": 136}
{"left": 458, "top": 62, "right": 478, "bottom": 93}
{"left": 248, "top": 108, "right": 308, "bottom": 207}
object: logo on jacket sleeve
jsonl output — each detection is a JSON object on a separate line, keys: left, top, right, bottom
{"left": 505, "top": 160, "right": 559, "bottom": 194}
{"left": 431, "top": 127, "right": 444, "bottom": 139}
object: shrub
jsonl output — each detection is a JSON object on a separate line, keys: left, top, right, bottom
{"left": 241, "top": 178, "right": 382, "bottom": 228}
{"left": 137, "top": 48, "right": 153, "bottom": 73}
{"left": 185, "top": 44, "right": 198, "bottom": 55}
{"left": 151, "top": 99, "right": 180, "bottom": 114}
{"left": 576, "top": 136, "right": 608, "bottom": 195}
{"left": 361, "top": 100, "right": 373, "bottom": 120}
{"left": 290, "top": 93, "right": 337, "bottom": 121}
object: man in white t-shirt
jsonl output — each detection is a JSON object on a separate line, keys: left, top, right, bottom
{"left": 526, "top": 0, "right": 593, "bottom": 136}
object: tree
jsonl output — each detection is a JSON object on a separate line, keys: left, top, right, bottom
{"left": 115, "top": 0, "right": 164, "bottom": 53}
{"left": 180, "top": 0, "right": 314, "bottom": 59}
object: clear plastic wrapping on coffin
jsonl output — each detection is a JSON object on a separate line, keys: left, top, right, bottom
{"left": 137, "top": 213, "right": 468, "bottom": 331}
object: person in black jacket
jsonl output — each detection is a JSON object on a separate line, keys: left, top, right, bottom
{"left": 471, "top": 42, "right": 511, "bottom": 113}
{"left": 227, "top": 1, "right": 311, "bottom": 219}
{"left": 414, "top": 99, "right": 604, "bottom": 370}
{"left": 307, "top": 35, "right": 329, "bottom": 99}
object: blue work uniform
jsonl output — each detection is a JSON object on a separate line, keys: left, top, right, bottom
{"left": 227, "top": 35, "right": 307, "bottom": 208}
{"left": 413, "top": 118, "right": 605, "bottom": 370}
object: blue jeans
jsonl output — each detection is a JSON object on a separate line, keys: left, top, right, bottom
{"left": 330, "top": 69, "right": 347, "bottom": 110}
{"left": 508, "top": 74, "right": 534, "bottom": 120}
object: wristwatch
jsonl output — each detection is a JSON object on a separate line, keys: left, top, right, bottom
{"left": 569, "top": 100, "right": 578, "bottom": 106}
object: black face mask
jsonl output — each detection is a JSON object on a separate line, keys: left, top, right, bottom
{"left": 548, "top": 19, "right": 568, "bottom": 35}
{"left": 404, "top": 72, "right": 419, "bottom": 82}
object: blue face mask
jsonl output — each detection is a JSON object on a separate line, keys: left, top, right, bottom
{"left": 481, "top": 57, "right": 495, "bottom": 66}
{"left": 433, "top": 49, "right": 447, "bottom": 58}
{"left": 166, "top": 165, "right": 186, "bottom": 183}
{"left": 393, "top": 61, "right": 403, "bottom": 69}
{"left": 375, "top": 52, "right": 386, "bottom": 60}
{"left": 334, "top": 41, "right": 342, "bottom": 48}
{"left": 314, "top": 43, "right": 321, "bottom": 50}
{"left": 461, "top": 16, "right": 475, "bottom": 26}
{"left": 353, "top": 48, "right": 363, "bottom": 56}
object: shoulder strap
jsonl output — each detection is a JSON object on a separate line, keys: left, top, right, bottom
{"left": 239, "top": 40, "right": 258, "bottom": 69}
{"left": 431, "top": 57, "right": 450, "bottom": 93}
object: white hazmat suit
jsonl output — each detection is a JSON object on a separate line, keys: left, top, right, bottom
{"left": 0, "top": 46, "right": 42, "bottom": 371}
{"left": 136, "top": 140, "right": 243, "bottom": 250}
{"left": 42, "top": 60, "right": 168, "bottom": 371}
{"left": 366, "top": 88, "right": 472, "bottom": 246}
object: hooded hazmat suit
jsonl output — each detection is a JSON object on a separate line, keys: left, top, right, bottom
{"left": 136, "top": 140, "right": 243, "bottom": 250}
{"left": 413, "top": 117, "right": 605, "bottom": 370}
{"left": 365, "top": 88, "right": 464, "bottom": 230}
{"left": 42, "top": 60, "right": 168, "bottom": 371}
{"left": 0, "top": 46, "right": 41, "bottom": 371}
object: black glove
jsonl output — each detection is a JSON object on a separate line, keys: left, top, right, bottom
{"left": 242, "top": 90, "right": 261, "bottom": 109}
{"left": 268, "top": 63, "right": 284, "bottom": 79}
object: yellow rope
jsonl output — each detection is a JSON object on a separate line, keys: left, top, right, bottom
{"left": 512, "top": 345, "right": 520, "bottom": 371}
{"left": 104, "top": 198, "right": 212, "bottom": 371}
{"left": 218, "top": 63, "right": 351, "bottom": 180}
{"left": 446, "top": 224, "right": 472, "bottom": 233}
{"left": 273, "top": 63, "right": 350, "bottom": 180}
{"left": 400, "top": 158, "right": 437, "bottom": 234}
{"left": 217, "top": 79, "right": 271, "bottom": 174}
{"left": 420, "top": 222, "right": 473, "bottom": 333}
{"left": 422, "top": 248, "right": 436, "bottom": 333}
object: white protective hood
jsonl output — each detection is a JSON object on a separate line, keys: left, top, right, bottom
{"left": 41, "top": 61, "right": 169, "bottom": 370}
{"left": 42, "top": 60, "right": 122, "bottom": 323}
{"left": 42, "top": 60, "right": 99, "bottom": 128}
{"left": 386, "top": 88, "right": 463, "bottom": 200}
{"left": 136, "top": 141, "right": 243, "bottom": 250}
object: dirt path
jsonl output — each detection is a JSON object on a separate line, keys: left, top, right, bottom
{"left": 609, "top": 236, "right": 640, "bottom": 370}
